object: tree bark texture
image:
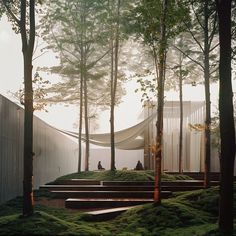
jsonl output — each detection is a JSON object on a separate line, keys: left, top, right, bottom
{"left": 216, "top": 0, "right": 235, "bottom": 234}
{"left": 110, "top": 0, "right": 121, "bottom": 171}
{"left": 21, "top": 0, "right": 35, "bottom": 216}
{"left": 78, "top": 73, "right": 83, "bottom": 172}
{"left": 203, "top": 0, "right": 211, "bottom": 188}
{"left": 179, "top": 55, "right": 183, "bottom": 173}
{"left": 154, "top": 0, "right": 168, "bottom": 205}
{"left": 84, "top": 73, "right": 90, "bottom": 171}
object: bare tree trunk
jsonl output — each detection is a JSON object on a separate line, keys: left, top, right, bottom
{"left": 203, "top": 0, "right": 211, "bottom": 188}
{"left": 78, "top": 6, "right": 85, "bottom": 173}
{"left": 216, "top": 0, "right": 235, "bottom": 234}
{"left": 154, "top": 0, "right": 168, "bottom": 205}
{"left": 84, "top": 73, "right": 90, "bottom": 171}
{"left": 23, "top": 55, "right": 34, "bottom": 216}
{"left": 110, "top": 0, "right": 120, "bottom": 171}
{"left": 110, "top": 24, "right": 115, "bottom": 170}
{"left": 78, "top": 69, "right": 83, "bottom": 172}
{"left": 21, "top": 0, "right": 35, "bottom": 216}
{"left": 178, "top": 54, "right": 183, "bottom": 174}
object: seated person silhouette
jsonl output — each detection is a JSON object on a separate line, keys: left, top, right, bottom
{"left": 135, "top": 160, "right": 144, "bottom": 170}
{"left": 98, "top": 161, "right": 105, "bottom": 170}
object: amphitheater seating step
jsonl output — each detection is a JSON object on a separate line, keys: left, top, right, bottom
{"left": 38, "top": 177, "right": 221, "bottom": 211}
{"left": 65, "top": 198, "right": 154, "bottom": 209}
{"left": 52, "top": 179, "right": 100, "bottom": 185}
{"left": 50, "top": 190, "right": 172, "bottom": 199}
{"left": 101, "top": 180, "right": 220, "bottom": 186}
{"left": 86, "top": 206, "right": 137, "bottom": 221}
{"left": 40, "top": 183, "right": 214, "bottom": 192}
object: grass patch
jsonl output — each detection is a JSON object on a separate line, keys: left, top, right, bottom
{"left": 1, "top": 184, "right": 235, "bottom": 235}
{"left": 1, "top": 171, "right": 235, "bottom": 235}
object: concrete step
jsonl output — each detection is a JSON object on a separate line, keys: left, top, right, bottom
{"left": 50, "top": 190, "right": 172, "bottom": 199}
{"left": 40, "top": 184, "right": 207, "bottom": 193}
{"left": 86, "top": 206, "right": 137, "bottom": 221}
{"left": 65, "top": 198, "right": 153, "bottom": 209}
{"left": 52, "top": 179, "right": 101, "bottom": 185}
{"left": 101, "top": 181, "right": 155, "bottom": 186}
{"left": 101, "top": 180, "right": 220, "bottom": 186}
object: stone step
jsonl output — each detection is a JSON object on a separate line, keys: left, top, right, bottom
{"left": 101, "top": 180, "right": 220, "bottom": 186}
{"left": 50, "top": 190, "right": 172, "bottom": 199}
{"left": 40, "top": 184, "right": 206, "bottom": 192}
{"left": 86, "top": 206, "right": 137, "bottom": 221}
{"left": 52, "top": 179, "right": 101, "bottom": 185}
{"left": 65, "top": 198, "right": 153, "bottom": 209}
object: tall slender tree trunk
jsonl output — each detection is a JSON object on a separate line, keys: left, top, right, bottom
{"left": 23, "top": 55, "right": 34, "bottom": 216}
{"left": 110, "top": 24, "right": 115, "bottom": 171}
{"left": 83, "top": 2, "right": 90, "bottom": 171}
{"left": 110, "top": 0, "right": 121, "bottom": 171}
{"left": 84, "top": 73, "right": 90, "bottom": 171}
{"left": 203, "top": 0, "right": 211, "bottom": 188}
{"left": 78, "top": 70, "right": 83, "bottom": 172}
{"left": 154, "top": 0, "right": 168, "bottom": 205}
{"left": 216, "top": 0, "right": 235, "bottom": 234}
{"left": 78, "top": 8, "right": 85, "bottom": 172}
{"left": 21, "top": 0, "right": 35, "bottom": 216}
{"left": 178, "top": 55, "right": 183, "bottom": 174}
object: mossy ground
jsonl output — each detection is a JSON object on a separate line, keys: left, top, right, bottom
{"left": 0, "top": 171, "right": 235, "bottom": 235}
{"left": 53, "top": 170, "right": 192, "bottom": 183}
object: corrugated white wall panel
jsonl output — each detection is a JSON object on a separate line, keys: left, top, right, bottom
{"left": 0, "top": 95, "right": 78, "bottom": 204}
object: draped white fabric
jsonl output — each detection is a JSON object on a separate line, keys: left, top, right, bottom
{"left": 59, "top": 112, "right": 157, "bottom": 150}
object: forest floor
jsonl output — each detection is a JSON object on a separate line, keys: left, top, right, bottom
{"left": 0, "top": 170, "right": 235, "bottom": 235}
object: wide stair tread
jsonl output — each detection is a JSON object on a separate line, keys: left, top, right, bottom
{"left": 50, "top": 190, "right": 172, "bottom": 199}
{"left": 65, "top": 198, "right": 153, "bottom": 209}
{"left": 42, "top": 185, "right": 205, "bottom": 191}
{"left": 85, "top": 206, "right": 137, "bottom": 221}
{"left": 52, "top": 179, "right": 100, "bottom": 185}
{"left": 39, "top": 178, "right": 220, "bottom": 211}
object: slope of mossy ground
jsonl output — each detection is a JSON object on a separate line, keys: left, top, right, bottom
{"left": 52, "top": 170, "right": 192, "bottom": 183}
{"left": 0, "top": 171, "right": 235, "bottom": 235}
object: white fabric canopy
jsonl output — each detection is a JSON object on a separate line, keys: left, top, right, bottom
{"left": 59, "top": 112, "right": 157, "bottom": 150}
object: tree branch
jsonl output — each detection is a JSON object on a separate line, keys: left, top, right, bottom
{"left": 191, "top": 3, "right": 204, "bottom": 30}
{"left": 173, "top": 45, "right": 205, "bottom": 70}
{"left": 208, "top": 12, "right": 218, "bottom": 49}
{"left": 32, "top": 50, "right": 48, "bottom": 61}
{"left": 209, "top": 42, "right": 219, "bottom": 53}
{"left": 29, "top": 0, "right": 35, "bottom": 55}
{"left": 20, "top": 0, "right": 28, "bottom": 51}
{"left": 210, "top": 67, "right": 218, "bottom": 75}
{"left": 51, "top": 29, "right": 76, "bottom": 64}
{"left": 87, "top": 49, "right": 111, "bottom": 69}
{"left": 2, "top": 0, "right": 20, "bottom": 25}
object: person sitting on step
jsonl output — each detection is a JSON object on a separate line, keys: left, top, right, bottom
{"left": 135, "top": 160, "right": 144, "bottom": 170}
{"left": 98, "top": 161, "right": 105, "bottom": 170}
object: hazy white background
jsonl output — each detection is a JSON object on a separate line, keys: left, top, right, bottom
{"left": 0, "top": 16, "right": 233, "bottom": 135}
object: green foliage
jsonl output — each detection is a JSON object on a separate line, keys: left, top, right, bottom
{"left": 0, "top": 0, "right": 43, "bottom": 33}
{"left": 179, "top": 0, "right": 219, "bottom": 80}
{"left": 39, "top": 0, "right": 126, "bottom": 113}
{"left": 1, "top": 184, "right": 236, "bottom": 235}
{"left": 127, "top": 0, "right": 190, "bottom": 48}
{"left": 12, "top": 72, "right": 50, "bottom": 111}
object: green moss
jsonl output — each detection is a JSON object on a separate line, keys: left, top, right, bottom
{"left": 1, "top": 175, "right": 235, "bottom": 235}
{"left": 174, "top": 187, "right": 220, "bottom": 216}
{"left": 53, "top": 170, "right": 192, "bottom": 183}
{"left": 110, "top": 199, "right": 214, "bottom": 236}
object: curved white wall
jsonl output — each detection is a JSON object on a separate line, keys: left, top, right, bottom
{"left": 0, "top": 95, "right": 78, "bottom": 204}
